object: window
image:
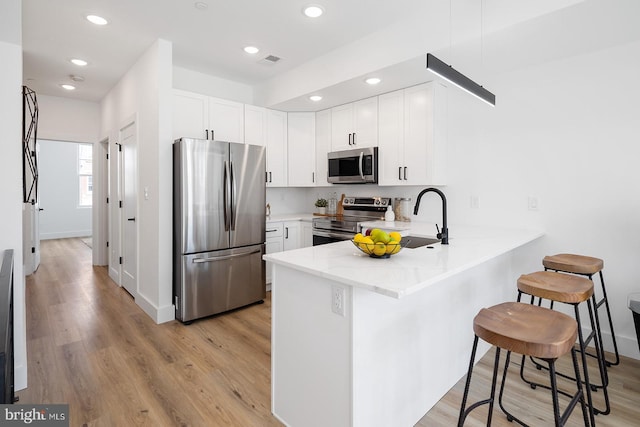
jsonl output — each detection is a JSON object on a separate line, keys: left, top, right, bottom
{"left": 78, "top": 144, "right": 93, "bottom": 206}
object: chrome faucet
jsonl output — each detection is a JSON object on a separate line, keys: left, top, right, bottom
{"left": 413, "top": 188, "right": 449, "bottom": 245}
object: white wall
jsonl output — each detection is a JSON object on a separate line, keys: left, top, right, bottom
{"left": 101, "top": 39, "right": 174, "bottom": 323}
{"left": 439, "top": 39, "right": 640, "bottom": 359}
{"left": 38, "top": 140, "right": 92, "bottom": 239}
{"left": 36, "top": 95, "right": 100, "bottom": 143}
{"left": 0, "top": 0, "right": 27, "bottom": 391}
{"left": 173, "top": 66, "right": 254, "bottom": 104}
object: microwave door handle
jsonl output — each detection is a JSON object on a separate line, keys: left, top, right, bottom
{"left": 224, "top": 160, "right": 231, "bottom": 231}
{"left": 358, "top": 151, "right": 364, "bottom": 180}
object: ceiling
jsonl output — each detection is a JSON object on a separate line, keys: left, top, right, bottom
{"left": 21, "top": 0, "right": 617, "bottom": 108}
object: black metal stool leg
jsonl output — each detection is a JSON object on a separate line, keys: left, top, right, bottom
{"left": 592, "top": 271, "right": 620, "bottom": 366}
{"left": 458, "top": 336, "right": 501, "bottom": 426}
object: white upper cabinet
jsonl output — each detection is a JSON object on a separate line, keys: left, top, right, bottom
{"left": 330, "top": 96, "right": 378, "bottom": 151}
{"left": 266, "top": 109, "right": 288, "bottom": 187}
{"left": 244, "top": 105, "right": 267, "bottom": 146}
{"left": 378, "top": 82, "right": 447, "bottom": 186}
{"left": 315, "top": 109, "right": 331, "bottom": 186}
{"left": 173, "top": 90, "right": 209, "bottom": 140}
{"left": 287, "top": 112, "right": 316, "bottom": 187}
{"left": 172, "top": 89, "right": 244, "bottom": 143}
{"left": 209, "top": 97, "right": 244, "bottom": 143}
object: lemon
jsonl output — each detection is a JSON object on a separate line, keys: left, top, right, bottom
{"left": 373, "top": 242, "right": 387, "bottom": 256}
{"left": 386, "top": 239, "right": 401, "bottom": 254}
{"left": 359, "top": 237, "right": 374, "bottom": 254}
{"left": 353, "top": 233, "right": 364, "bottom": 243}
{"left": 389, "top": 231, "right": 402, "bottom": 242}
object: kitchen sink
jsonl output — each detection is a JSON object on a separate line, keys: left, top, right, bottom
{"left": 401, "top": 236, "right": 441, "bottom": 248}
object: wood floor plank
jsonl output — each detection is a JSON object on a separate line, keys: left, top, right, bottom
{"left": 16, "top": 238, "right": 640, "bottom": 426}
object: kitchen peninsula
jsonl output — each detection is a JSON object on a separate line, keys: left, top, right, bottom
{"left": 264, "top": 224, "right": 543, "bottom": 427}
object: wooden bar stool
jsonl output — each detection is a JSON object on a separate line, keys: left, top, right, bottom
{"left": 543, "top": 253, "right": 619, "bottom": 367}
{"left": 458, "top": 302, "right": 589, "bottom": 427}
{"left": 517, "top": 271, "right": 609, "bottom": 420}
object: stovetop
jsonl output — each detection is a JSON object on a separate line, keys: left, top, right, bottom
{"left": 313, "top": 196, "right": 392, "bottom": 232}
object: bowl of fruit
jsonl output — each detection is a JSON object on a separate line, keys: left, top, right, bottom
{"left": 352, "top": 229, "right": 404, "bottom": 258}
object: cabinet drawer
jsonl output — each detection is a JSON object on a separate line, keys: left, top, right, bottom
{"left": 266, "top": 222, "right": 284, "bottom": 238}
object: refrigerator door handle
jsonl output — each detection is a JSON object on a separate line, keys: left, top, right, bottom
{"left": 230, "top": 161, "right": 237, "bottom": 230}
{"left": 192, "top": 248, "right": 261, "bottom": 263}
{"left": 223, "top": 160, "right": 231, "bottom": 231}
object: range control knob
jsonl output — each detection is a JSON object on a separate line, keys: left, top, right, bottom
{"left": 381, "top": 199, "right": 387, "bottom": 206}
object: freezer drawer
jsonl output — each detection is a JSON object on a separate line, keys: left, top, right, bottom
{"left": 176, "top": 244, "right": 266, "bottom": 322}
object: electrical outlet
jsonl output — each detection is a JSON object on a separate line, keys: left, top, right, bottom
{"left": 470, "top": 195, "right": 479, "bottom": 209}
{"left": 332, "top": 285, "right": 345, "bottom": 316}
{"left": 528, "top": 196, "right": 539, "bottom": 211}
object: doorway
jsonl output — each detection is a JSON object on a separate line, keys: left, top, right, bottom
{"left": 37, "top": 140, "right": 93, "bottom": 243}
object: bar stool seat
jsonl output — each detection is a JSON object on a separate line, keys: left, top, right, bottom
{"left": 543, "top": 254, "right": 603, "bottom": 276}
{"left": 458, "top": 302, "right": 589, "bottom": 426}
{"left": 543, "top": 253, "right": 619, "bottom": 367}
{"left": 518, "top": 271, "right": 609, "bottom": 420}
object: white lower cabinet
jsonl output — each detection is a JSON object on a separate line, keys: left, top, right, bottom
{"left": 265, "top": 220, "right": 304, "bottom": 284}
{"left": 301, "top": 221, "right": 313, "bottom": 248}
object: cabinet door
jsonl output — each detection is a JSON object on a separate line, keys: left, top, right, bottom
{"left": 245, "top": 105, "right": 266, "bottom": 146}
{"left": 403, "top": 84, "right": 433, "bottom": 185}
{"left": 265, "top": 223, "right": 284, "bottom": 284}
{"left": 173, "top": 90, "right": 209, "bottom": 140}
{"left": 300, "top": 221, "right": 313, "bottom": 248}
{"left": 315, "top": 109, "right": 331, "bottom": 186}
{"left": 352, "top": 96, "right": 378, "bottom": 148}
{"left": 287, "top": 113, "right": 316, "bottom": 187}
{"left": 330, "top": 103, "right": 354, "bottom": 151}
{"left": 209, "top": 97, "right": 245, "bottom": 143}
{"left": 378, "top": 90, "right": 405, "bottom": 185}
{"left": 283, "top": 221, "right": 301, "bottom": 251}
{"left": 266, "top": 109, "right": 288, "bottom": 187}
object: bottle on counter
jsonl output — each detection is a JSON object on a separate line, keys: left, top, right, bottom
{"left": 328, "top": 192, "right": 337, "bottom": 215}
{"left": 385, "top": 205, "right": 395, "bottom": 222}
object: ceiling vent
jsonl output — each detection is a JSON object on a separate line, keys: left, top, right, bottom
{"left": 259, "top": 55, "right": 281, "bottom": 65}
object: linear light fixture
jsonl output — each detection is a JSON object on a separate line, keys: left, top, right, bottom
{"left": 426, "top": 53, "right": 495, "bottom": 107}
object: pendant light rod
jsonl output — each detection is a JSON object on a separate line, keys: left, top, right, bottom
{"left": 426, "top": 53, "right": 495, "bottom": 107}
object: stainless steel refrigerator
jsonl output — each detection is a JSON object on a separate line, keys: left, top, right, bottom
{"left": 173, "top": 138, "right": 266, "bottom": 323}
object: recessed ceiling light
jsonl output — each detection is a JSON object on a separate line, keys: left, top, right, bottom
{"left": 303, "top": 5, "right": 324, "bottom": 18}
{"left": 70, "top": 58, "right": 88, "bottom": 67}
{"left": 244, "top": 46, "right": 259, "bottom": 54}
{"left": 309, "top": 95, "right": 322, "bottom": 102}
{"left": 365, "top": 77, "right": 381, "bottom": 85}
{"left": 61, "top": 84, "right": 76, "bottom": 91}
{"left": 86, "top": 15, "right": 108, "bottom": 26}
{"left": 194, "top": 2, "right": 208, "bottom": 10}
{"left": 69, "top": 75, "right": 85, "bottom": 82}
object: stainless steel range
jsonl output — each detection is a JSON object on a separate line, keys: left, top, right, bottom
{"left": 312, "top": 196, "right": 392, "bottom": 246}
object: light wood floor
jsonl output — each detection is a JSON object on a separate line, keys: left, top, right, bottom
{"left": 18, "top": 238, "right": 640, "bottom": 426}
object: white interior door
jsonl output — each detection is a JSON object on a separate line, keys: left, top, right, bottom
{"left": 121, "top": 122, "right": 137, "bottom": 296}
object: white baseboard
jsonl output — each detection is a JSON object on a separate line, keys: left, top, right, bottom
{"left": 40, "top": 230, "right": 92, "bottom": 240}
{"left": 136, "top": 292, "right": 175, "bottom": 324}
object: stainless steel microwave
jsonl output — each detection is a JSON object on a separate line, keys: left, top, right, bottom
{"left": 327, "top": 147, "right": 378, "bottom": 184}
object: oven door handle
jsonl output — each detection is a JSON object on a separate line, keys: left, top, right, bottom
{"left": 312, "top": 229, "right": 353, "bottom": 240}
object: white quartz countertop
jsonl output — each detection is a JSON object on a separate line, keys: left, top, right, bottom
{"left": 263, "top": 224, "right": 544, "bottom": 298}
{"left": 266, "top": 213, "right": 315, "bottom": 222}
